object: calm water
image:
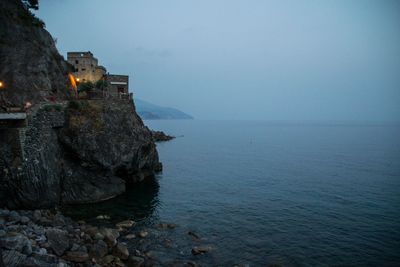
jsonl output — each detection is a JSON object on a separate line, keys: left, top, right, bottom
{"left": 66, "top": 120, "right": 400, "bottom": 266}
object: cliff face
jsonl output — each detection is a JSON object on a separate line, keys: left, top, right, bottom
{"left": 0, "top": 1, "right": 161, "bottom": 209}
{"left": 0, "top": 0, "right": 72, "bottom": 108}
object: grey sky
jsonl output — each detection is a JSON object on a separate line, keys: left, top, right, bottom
{"left": 37, "top": 0, "right": 400, "bottom": 121}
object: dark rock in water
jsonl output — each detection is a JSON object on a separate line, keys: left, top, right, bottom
{"left": 127, "top": 255, "right": 145, "bottom": 267}
{"left": 138, "top": 230, "right": 149, "bottom": 238}
{"left": 151, "top": 130, "right": 175, "bottom": 142}
{"left": 188, "top": 231, "right": 200, "bottom": 240}
{"left": 45, "top": 229, "right": 69, "bottom": 256}
{"left": 116, "top": 220, "right": 135, "bottom": 229}
{"left": 191, "top": 246, "right": 212, "bottom": 255}
{"left": 113, "top": 242, "right": 129, "bottom": 260}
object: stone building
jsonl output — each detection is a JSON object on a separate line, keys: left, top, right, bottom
{"left": 67, "top": 51, "right": 106, "bottom": 82}
{"left": 106, "top": 74, "right": 129, "bottom": 96}
{"left": 67, "top": 51, "right": 131, "bottom": 100}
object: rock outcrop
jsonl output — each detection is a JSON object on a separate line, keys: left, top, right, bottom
{"left": 0, "top": 0, "right": 162, "bottom": 209}
{"left": 0, "top": 0, "right": 73, "bottom": 109}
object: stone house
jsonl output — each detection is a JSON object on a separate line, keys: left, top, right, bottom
{"left": 105, "top": 74, "right": 129, "bottom": 96}
{"left": 67, "top": 51, "right": 106, "bottom": 83}
{"left": 67, "top": 51, "right": 131, "bottom": 99}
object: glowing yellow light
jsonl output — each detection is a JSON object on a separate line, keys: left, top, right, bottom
{"left": 76, "top": 78, "right": 80, "bottom": 82}
{"left": 0, "top": 81, "right": 3, "bottom": 88}
{"left": 68, "top": 74, "right": 77, "bottom": 91}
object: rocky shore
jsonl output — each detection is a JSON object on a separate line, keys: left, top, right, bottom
{"left": 151, "top": 131, "right": 175, "bottom": 142}
{"left": 0, "top": 209, "right": 140, "bottom": 267}
{"left": 0, "top": 209, "right": 216, "bottom": 267}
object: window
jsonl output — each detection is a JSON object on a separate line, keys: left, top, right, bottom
{"left": 81, "top": 68, "right": 86, "bottom": 71}
{"left": 75, "top": 60, "right": 79, "bottom": 64}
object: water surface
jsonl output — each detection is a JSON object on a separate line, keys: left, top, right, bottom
{"left": 66, "top": 120, "right": 400, "bottom": 266}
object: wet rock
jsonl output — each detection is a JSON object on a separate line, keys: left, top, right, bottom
{"left": 89, "top": 240, "right": 108, "bottom": 259}
{"left": 22, "top": 242, "right": 33, "bottom": 255}
{"left": 116, "top": 220, "right": 135, "bottom": 229}
{"left": 63, "top": 251, "right": 89, "bottom": 263}
{"left": 191, "top": 246, "right": 212, "bottom": 255}
{"left": 158, "top": 223, "right": 177, "bottom": 229}
{"left": 96, "top": 215, "right": 111, "bottom": 220}
{"left": 138, "top": 231, "right": 148, "bottom": 238}
{"left": 84, "top": 226, "right": 98, "bottom": 238}
{"left": 32, "top": 252, "right": 58, "bottom": 263}
{"left": 2, "top": 249, "right": 27, "bottom": 267}
{"left": 45, "top": 229, "right": 70, "bottom": 256}
{"left": 33, "top": 210, "right": 42, "bottom": 222}
{"left": 8, "top": 211, "right": 21, "bottom": 222}
{"left": 113, "top": 243, "right": 129, "bottom": 260}
{"left": 187, "top": 261, "right": 199, "bottom": 267}
{"left": 124, "top": 234, "right": 136, "bottom": 239}
{"left": 20, "top": 216, "right": 30, "bottom": 224}
{"left": 94, "top": 233, "right": 104, "bottom": 240}
{"left": 1, "top": 233, "right": 30, "bottom": 252}
{"left": 127, "top": 256, "right": 144, "bottom": 267}
{"left": 0, "top": 230, "right": 6, "bottom": 237}
{"left": 99, "top": 255, "right": 115, "bottom": 265}
{"left": 100, "top": 228, "right": 120, "bottom": 247}
{"left": 188, "top": 231, "right": 200, "bottom": 240}
{"left": 151, "top": 131, "right": 175, "bottom": 142}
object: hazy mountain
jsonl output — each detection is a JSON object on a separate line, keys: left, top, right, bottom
{"left": 135, "top": 99, "right": 193, "bottom": 120}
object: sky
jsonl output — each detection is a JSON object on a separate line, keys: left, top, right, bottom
{"left": 37, "top": 0, "right": 400, "bottom": 121}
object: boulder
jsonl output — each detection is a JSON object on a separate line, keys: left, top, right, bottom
{"left": 116, "top": 220, "right": 135, "bottom": 229}
{"left": 138, "top": 231, "right": 148, "bottom": 238}
{"left": 113, "top": 243, "right": 129, "bottom": 260}
{"left": 99, "top": 228, "right": 120, "bottom": 247}
{"left": 2, "top": 250, "right": 27, "bottom": 267}
{"left": 63, "top": 251, "right": 89, "bottom": 263}
{"left": 45, "top": 229, "right": 70, "bottom": 256}
{"left": 89, "top": 240, "right": 108, "bottom": 259}
{"left": 191, "top": 246, "right": 212, "bottom": 255}
{"left": 127, "top": 256, "right": 145, "bottom": 267}
{"left": 0, "top": 233, "right": 30, "bottom": 252}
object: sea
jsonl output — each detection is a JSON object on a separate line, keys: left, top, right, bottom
{"left": 65, "top": 120, "right": 400, "bottom": 267}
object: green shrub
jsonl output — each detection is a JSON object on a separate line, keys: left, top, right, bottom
{"left": 77, "top": 81, "right": 94, "bottom": 93}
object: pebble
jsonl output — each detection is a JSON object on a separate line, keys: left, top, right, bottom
{"left": 138, "top": 230, "right": 148, "bottom": 238}
{"left": 125, "top": 233, "right": 136, "bottom": 239}
{"left": 96, "top": 214, "right": 111, "bottom": 220}
{"left": 116, "top": 220, "right": 135, "bottom": 230}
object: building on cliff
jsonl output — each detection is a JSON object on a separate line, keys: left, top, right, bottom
{"left": 67, "top": 51, "right": 106, "bottom": 83}
{"left": 67, "top": 51, "right": 130, "bottom": 99}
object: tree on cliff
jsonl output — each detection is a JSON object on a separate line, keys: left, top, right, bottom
{"left": 22, "top": 0, "right": 39, "bottom": 10}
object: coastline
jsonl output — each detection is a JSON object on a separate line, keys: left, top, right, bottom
{"left": 0, "top": 208, "right": 217, "bottom": 267}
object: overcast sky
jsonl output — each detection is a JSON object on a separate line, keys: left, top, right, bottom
{"left": 37, "top": 0, "right": 400, "bottom": 121}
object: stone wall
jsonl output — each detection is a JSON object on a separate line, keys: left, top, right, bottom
{"left": 0, "top": 105, "right": 67, "bottom": 208}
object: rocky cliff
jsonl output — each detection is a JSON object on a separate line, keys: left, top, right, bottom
{"left": 0, "top": 0, "right": 162, "bottom": 209}
{"left": 0, "top": 0, "right": 73, "bottom": 109}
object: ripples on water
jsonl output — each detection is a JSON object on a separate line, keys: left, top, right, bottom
{"left": 65, "top": 120, "right": 400, "bottom": 266}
